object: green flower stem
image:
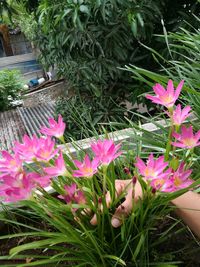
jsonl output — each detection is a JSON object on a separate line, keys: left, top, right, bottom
{"left": 59, "top": 136, "right": 74, "bottom": 160}
{"left": 102, "top": 165, "right": 108, "bottom": 195}
{"left": 165, "top": 107, "right": 174, "bottom": 161}
{"left": 172, "top": 125, "right": 180, "bottom": 156}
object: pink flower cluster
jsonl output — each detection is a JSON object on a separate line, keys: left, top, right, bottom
{"left": 135, "top": 154, "right": 193, "bottom": 192}
{"left": 142, "top": 79, "right": 198, "bottom": 192}
{"left": 72, "top": 139, "right": 122, "bottom": 178}
{"left": 0, "top": 112, "right": 122, "bottom": 203}
{"left": 146, "top": 79, "right": 200, "bottom": 150}
{"left": 0, "top": 115, "right": 67, "bottom": 203}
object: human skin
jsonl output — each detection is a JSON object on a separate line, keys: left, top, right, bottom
{"left": 171, "top": 191, "right": 200, "bottom": 238}
{"left": 90, "top": 179, "right": 200, "bottom": 239}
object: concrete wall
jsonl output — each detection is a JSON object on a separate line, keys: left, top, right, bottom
{"left": 22, "top": 81, "right": 68, "bottom": 108}
{"left": 10, "top": 33, "right": 32, "bottom": 56}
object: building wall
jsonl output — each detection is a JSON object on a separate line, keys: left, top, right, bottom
{"left": 10, "top": 33, "right": 32, "bottom": 56}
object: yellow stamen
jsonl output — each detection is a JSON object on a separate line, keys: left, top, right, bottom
{"left": 183, "top": 138, "right": 196, "bottom": 147}
{"left": 174, "top": 176, "right": 182, "bottom": 187}
{"left": 144, "top": 168, "right": 156, "bottom": 177}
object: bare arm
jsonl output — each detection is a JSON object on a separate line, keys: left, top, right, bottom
{"left": 171, "top": 191, "right": 200, "bottom": 238}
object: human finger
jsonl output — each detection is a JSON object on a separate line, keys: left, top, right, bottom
{"left": 90, "top": 180, "right": 129, "bottom": 225}
{"left": 111, "top": 184, "right": 133, "bottom": 228}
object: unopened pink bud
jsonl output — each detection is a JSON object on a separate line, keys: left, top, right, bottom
{"left": 152, "top": 188, "right": 156, "bottom": 194}
{"left": 124, "top": 167, "right": 130, "bottom": 174}
{"left": 98, "top": 197, "right": 102, "bottom": 204}
{"left": 132, "top": 176, "right": 137, "bottom": 185}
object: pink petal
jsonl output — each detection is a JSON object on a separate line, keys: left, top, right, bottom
{"left": 153, "top": 83, "right": 166, "bottom": 96}
{"left": 171, "top": 142, "right": 186, "bottom": 148}
{"left": 167, "top": 80, "right": 174, "bottom": 96}
{"left": 84, "top": 155, "right": 91, "bottom": 168}
{"left": 174, "top": 80, "right": 184, "bottom": 99}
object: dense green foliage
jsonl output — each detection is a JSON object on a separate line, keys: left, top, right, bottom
{"left": 0, "top": 0, "right": 15, "bottom": 21}
{"left": 0, "top": 69, "right": 23, "bottom": 111}
{"left": 31, "top": 0, "right": 199, "bottom": 101}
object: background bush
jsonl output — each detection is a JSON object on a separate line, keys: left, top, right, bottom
{"left": 33, "top": 0, "right": 199, "bottom": 101}
{"left": 0, "top": 69, "right": 23, "bottom": 111}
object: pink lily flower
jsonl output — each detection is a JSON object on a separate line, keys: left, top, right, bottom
{"left": 168, "top": 162, "right": 193, "bottom": 192}
{"left": 35, "top": 137, "right": 59, "bottom": 162}
{"left": 40, "top": 114, "right": 66, "bottom": 139}
{"left": 152, "top": 162, "right": 193, "bottom": 193}
{"left": 170, "top": 104, "right": 191, "bottom": 126}
{"left": 13, "top": 135, "right": 40, "bottom": 162}
{"left": 58, "top": 183, "right": 86, "bottom": 205}
{"left": 150, "top": 178, "right": 172, "bottom": 192}
{"left": 0, "top": 173, "right": 35, "bottom": 203}
{"left": 0, "top": 151, "right": 23, "bottom": 174}
{"left": 44, "top": 152, "right": 68, "bottom": 177}
{"left": 146, "top": 80, "right": 184, "bottom": 108}
{"left": 172, "top": 126, "right": 200, "bottom": 149}
{"left": 73, "top": 155, "right": 99, "bottom": 178}
{"left": 91, "top": 139, "right": 122, "bottom": 165}
{"left": 27, "top": 172, "right": 52, "bottom": 188}
{"left": 135, "top": 154, "right": 171, "bottom": 180}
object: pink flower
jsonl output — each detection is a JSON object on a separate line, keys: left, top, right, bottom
{"left": 171, "top": 104, "right": 191, "bottom": 126}
{"left": 146, "top": 80, "right": 184, "bottom": 108}
{"left": 40, "top": 114, "right": 66, "bottom": 139}
{"left": 35, "top": 137, "right": 59, "bottom": 161}
{"left": 150, "top": 178, "right": 172, "bottom": 192}
{"left": 58, "top": 183, "right": 86, "bottom": 205}
{"left": 14, "top": 135, "right": 40, "bottom": 162}
{"left": 135, "top": 154, "right": 171, "bottom": 180}
{"left": 44, "top": 152, "right": 68, "bottom": 177}
{"left": 73, "top": 155, "right": 99, "bottom": 178}
{"left": 172, "top": 126, "right": 200, "bottom": 149}
{"left": 14, "top": 135, "right": 58, "bottom": 162}
{"left": 152, "top": 162, "right": 193, "bottom": 193}
{"left": 0, "top": 173, "right": 35, "bottom": 203}
{"left": 91, "top": 139, "right": 122, "bottom": 165}
{"left": 0, "top": 151, "right": 22, "bottom": 174}
{"left": 168, "top": 163, "right": 193, "bottom": 192}
{"left": 27, "top": 172, "right": 52, "bottom": 188}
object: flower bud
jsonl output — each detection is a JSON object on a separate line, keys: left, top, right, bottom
{"left": 124, "top": 167, "right": 130, "bottom": 174}
{"left": 98, "top": 197, "right": 102, "bottom": 204}
{"left": 152, "top": 188, "right": 156, "bottom": 194}
{"left": 132, "top": 176, "right": 137, "bottom": 185}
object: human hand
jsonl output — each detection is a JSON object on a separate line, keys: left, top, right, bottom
{"left": 90, "top": 178, "right": 143, "bottom": 228}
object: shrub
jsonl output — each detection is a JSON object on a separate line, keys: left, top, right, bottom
{"left": 33, "top": 0, "right": 199, "bottom": 101}
{"left": 0, "top": 69, "right": 23, "bottom": 111}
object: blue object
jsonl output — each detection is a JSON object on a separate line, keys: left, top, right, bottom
{"left": 29, "top": 79, "right": 39, "bottom": 87}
